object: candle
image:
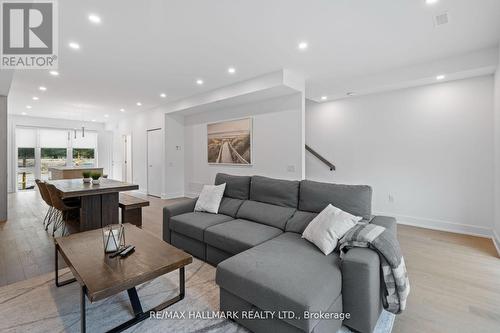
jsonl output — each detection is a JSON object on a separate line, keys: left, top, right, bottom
{"left": 104, "top": 229, "right": 120, "bottom": 252}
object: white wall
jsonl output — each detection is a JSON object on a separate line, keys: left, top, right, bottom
{"left": 306, "top": 76, "right": 495, "bottom": 237}
{"left": 7, "top": 115, "right": 112, "bottom": 193}
{"left": 184, "top": 93, "right": 304, "bottom": 196}
{"left": 164, "top": 113, "right": 185, "bottom": 198}
{"left": 0, "top": 96, "right": 7, "bottom": 221}
{"left": 494, "top": 44, "right": 500, "bottom": 252}
{"left": 106, "top": 109, "right": 165, "bottom": 194}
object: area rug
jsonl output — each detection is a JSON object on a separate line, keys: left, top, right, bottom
{"left": 0, "top": 258, "right": 394, "bottom": 332}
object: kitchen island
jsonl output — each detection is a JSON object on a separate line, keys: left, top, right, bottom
{"left": 49, "top": 166, "right": 104, "bottom": 180}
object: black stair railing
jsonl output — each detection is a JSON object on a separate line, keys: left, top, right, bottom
{"left": 305, "top": 145, "right": 336, "bottom": 171}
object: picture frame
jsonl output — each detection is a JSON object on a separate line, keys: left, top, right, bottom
{"left": 207, "top": 117, "right": 252, "bottom": 165}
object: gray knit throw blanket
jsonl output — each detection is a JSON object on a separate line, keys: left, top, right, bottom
{"left": 339, "top": 222, "right": 410, "bottom": 314}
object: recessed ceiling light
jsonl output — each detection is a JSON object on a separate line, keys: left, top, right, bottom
{"left": 104, "top": 114, "right": 109, "bottom": 118}
{"left": 136, "top": 102, "right": 142, "bottom": 106}
{"left": 49, "top": 70, "right": 59, "bottom": 76}
{"left": 32, "top": 96, "right": 39, "bottom": 101}
{"left": 320, "top": 96, "right": 328, "bottom": 101}
{"left": 196, "top": 79, "right": 204, "bottom": 85}
{"left": 160, "top": 93, "right": 167, "bottom": 98}
{"left": 426, "top": 0, "right": 438, "bottom": 4}
{"left": 91, "top": 119, "right": 96, "bottom": 122}
{"left": 436, "top": 74, "right": 445, "bottom": 80}
{"left": 39, "top": 86, "right": 47, "bottom": 91}
{"left": 88, "top": 14, "right": 101, "bottom": 24}
{"left": 21, "top": 112, "right": 27, "bottom": 116}
{"left": 68, "top": 42, "right": 80, "bottom": 50}
{"left": 120, "top": 108, "right": 125, "bottom": 112}
{"left": 298, "top": 41, "right": 308, "bottom": 50}
{"left": 228, "top": 67, "right": 236, "bottom": 74}
{"left": 26, "top": 105, "right": 32, "bottom": 109}
{"left": 346, "top": 92, "right": 356, "bottom": 96}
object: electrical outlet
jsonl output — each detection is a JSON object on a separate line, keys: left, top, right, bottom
{"left": 388, "top": 194, "right": 395, "bottom": 203}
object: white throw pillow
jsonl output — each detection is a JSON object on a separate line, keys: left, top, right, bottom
{"left": 194, "top": 183, "right": 226, "bottom": 214}
{"left": 302, "top": 204, "right": 362, "bottom": 255}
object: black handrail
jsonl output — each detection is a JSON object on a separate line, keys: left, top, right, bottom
{"left": 305, "top": 145, "right": 336, "bottom": 171}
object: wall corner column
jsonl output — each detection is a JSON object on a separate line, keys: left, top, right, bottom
{"left": 0, "top": 95, "right": 8, "bottom": 222}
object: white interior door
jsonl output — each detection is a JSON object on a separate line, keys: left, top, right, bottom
{"left": 147, "top": 129, "right": 162, "bottom": 197}
{"left": 123, "top": 135, "right": 132, "bottom": 182}
{"left": 112, "top": 135, "right": 124, "bottom": 181}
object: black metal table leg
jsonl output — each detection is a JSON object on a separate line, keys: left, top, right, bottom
{"left": 55, "top": 244, "right": 76, "bottom": 287}
{"left": 127, "top": 288, "right": 143, "bottom": 316}
{"left": 106, "top": 266, "right": 187, "bottom": 333}
{"left": 81, "top": 286, "right": 86, "bottom": 333}
{"left": 179, "top": 266, "right": 185, "bottom": 299}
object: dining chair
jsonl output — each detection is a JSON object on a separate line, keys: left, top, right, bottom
{"left": 35, "top": 179, "right": 55, "bottom": 230}
{"left": 45, "top": 183, "right": 80, "bottom": 236}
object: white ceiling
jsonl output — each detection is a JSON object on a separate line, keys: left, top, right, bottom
{"left": 4, "top": 0, "right": 500, "bottom": 122}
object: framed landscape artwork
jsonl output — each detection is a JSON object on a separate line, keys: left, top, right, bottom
{"left": 207, "top": 118, "right": 252, "bottom": 165}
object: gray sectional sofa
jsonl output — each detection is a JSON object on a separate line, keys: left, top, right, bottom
{"left": 163, "top": 173, "right": 397, "bottom": 333}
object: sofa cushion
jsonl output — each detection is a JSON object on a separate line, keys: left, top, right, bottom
{"left": 218, "top": 197, "right": 244, "bottom": 218}
{"left": 216, "top": 232, "right": 342, "bottom": 332}
{"left": 299, "top": 180, "right": 372, "bottom": 220}
{"left": 194, "top": 183, "right": 226, "bottom": 214}
{"left": 302, "top": 204, "right": 362, "bottom": 255}
{"left": 236, "top": 200, "right": 296, "bottom": 230}
{"left": 285, "top": 210, "right": 317, "bottom": 234}
{"left": 169, "top": 212, "right": 233, "bottom": 241}
{"left": 215, "top": 173, "right": 251, "bottom": 200}
{"left": 250, "top": 175, "right": 299, "bottom": 208}
{"left": 205, "top": 219, "right": 282, "bottom": 254}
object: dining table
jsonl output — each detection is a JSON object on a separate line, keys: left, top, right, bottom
{"left": 47, "top": 178, "right": 139, "bottom": 231}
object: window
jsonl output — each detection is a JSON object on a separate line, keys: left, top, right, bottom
{"left": 14, "top": 127, "right": 99, "bottom": 191}
{"left": 16, "top": 128, "right": 37, "bottom": 190}
{"left": 39, "top": 129, "right": 69, "bottom": 181}
{"left": 17, "top": 148, "right": 35, "bottom": 190}
{"left": 73, "top": 148, "right": 95, "bottom": 167}
{"left": 41, "top": 148, "right": 67, "bottom": 181}
{"left": 17, "top": 147, "right": 35, "bottom": 168}
{"left": 73, "top": 132, "right": 97, "bottom": 167}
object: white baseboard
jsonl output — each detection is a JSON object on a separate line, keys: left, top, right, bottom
{"left": 161, "top": 192, "right": 185, "bottom": 200}
{"left": 133, "top": 189, "right": 147, "bottom": 195}
{"left": 375, "top": 211, "right": 492, "bottom": 238}
{"left": 493, "top": 230, "right": 500, "bottom": 257}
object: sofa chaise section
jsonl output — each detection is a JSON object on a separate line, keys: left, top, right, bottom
{"left": 216, "top": 232, "right": 343, "bottom": 333}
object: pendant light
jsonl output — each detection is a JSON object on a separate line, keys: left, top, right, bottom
{"left": 81, "top": 108, "right": 85, "bottom": 138}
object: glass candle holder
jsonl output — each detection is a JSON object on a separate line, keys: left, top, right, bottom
{"left": 102, "top": 224, "right": 125, "bottom": 253}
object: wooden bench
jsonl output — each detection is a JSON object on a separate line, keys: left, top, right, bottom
{"left": 119, "top": 194, "right": 150, "bottom": 228}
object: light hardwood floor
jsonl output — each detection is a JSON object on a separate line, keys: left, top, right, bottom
{"left": 1, "top": 191, "right": 499, "bottom": 332}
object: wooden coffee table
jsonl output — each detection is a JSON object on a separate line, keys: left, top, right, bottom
{"left": 54, "top": 224, "right": 192, "bottom": 332}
